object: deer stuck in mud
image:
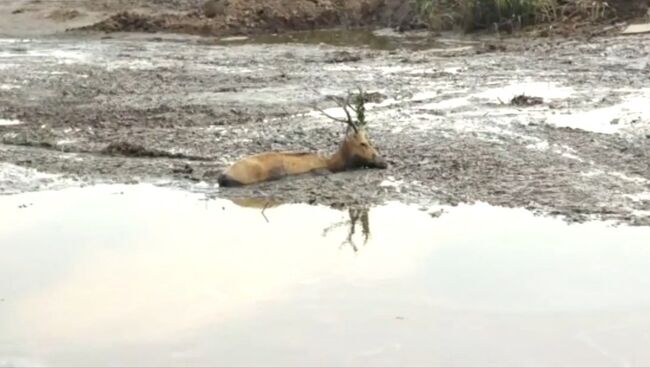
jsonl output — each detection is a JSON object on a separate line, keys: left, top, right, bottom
{"left": 218, "top": 89, "right": 388, "bottom": 187}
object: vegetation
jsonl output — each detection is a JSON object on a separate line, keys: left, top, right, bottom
{"left": 352, "top": 88, "right": 367, "bottom": 129}
{"left": 414, "top": 0, "right": 611, "bottom": 32}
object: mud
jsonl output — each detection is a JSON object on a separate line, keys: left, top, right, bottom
{"left": 101, "top": 141, "right": 211, "bottom": 161}
{"left": 64, "top": 0, "right": 422, "bottom": 38}
{"left": 1, "top": 0, "right": 647, "bottom": 40}
{"left": 1, "top": 29, "right": 650, "bottom": 225}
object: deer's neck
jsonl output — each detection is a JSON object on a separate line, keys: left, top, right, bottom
{"left": 326, "top": 149, "right": 347, "bottom": 173}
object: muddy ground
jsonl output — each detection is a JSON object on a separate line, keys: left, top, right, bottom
{"left": 1, "top": 27, "right": 649, "bottom": 226}
{"left": 1, "top": 0, "right": 650, "bottom": 226}
{"left": 4, "top": 0, "right": 647, "bottom": 39}
{"left": 0, "top": 0, "right": 421, "bottom": 38}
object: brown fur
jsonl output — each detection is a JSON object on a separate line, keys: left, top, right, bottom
{"left": 218, "top": 130, "right": 387, "bottom": 187}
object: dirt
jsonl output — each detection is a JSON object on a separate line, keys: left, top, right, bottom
{"left": 62, "top": 0, "right": 423, "bottom": 36}
{"left": 2, "top": 0, "right": 648, "bottom": 40}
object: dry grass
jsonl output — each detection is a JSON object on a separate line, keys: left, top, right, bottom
{"left": 415, "top": 0, "right": 611, "bottom": 32}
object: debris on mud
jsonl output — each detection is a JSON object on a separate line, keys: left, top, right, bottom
{"left": 510, "top": 94, "right": 544, "bottom": 107}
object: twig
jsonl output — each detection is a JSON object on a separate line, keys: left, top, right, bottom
{"left": 261, "top": 201, "right": 270, "bottom": 223}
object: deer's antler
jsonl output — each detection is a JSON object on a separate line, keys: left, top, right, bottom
{"left": 314, "top": 93, "right": 359, "bottom": 134}
{"left": 353, "top": 87, "right": 367, "bottom": 128}
{"left": 310, "top": 87, "right": 374, "bottom": 134}
{"left": 339, "top": 94, "right": 358, "bottom": 134}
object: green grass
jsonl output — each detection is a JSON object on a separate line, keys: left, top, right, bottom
{"left": 415, "top": 0, "right": 611, "bottom": 32}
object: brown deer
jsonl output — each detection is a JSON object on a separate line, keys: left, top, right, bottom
{"left": 218, "top": 89, "right": 388, "bottom": 187}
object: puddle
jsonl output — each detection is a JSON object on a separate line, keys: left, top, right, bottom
{"left": 472, "top": 81, "right": 575, "bottom": 103}
{"left": 547, "top": 91, "right": 650, "bottom": 134}
{"left": 219, "top": 36, "right": 249, "bottom": 42}
{"left": 1, "top": 184, "right": 650, "bottom": 366}
{"left": 0, "top": 83, "right": 19, "bottom": 90}
{"left": 0, "top": 48, "right": 88, "bottom": 64}
{"left": 0, "top": 119, "right": 22, "bottom": 126}
{"left": 626, "top": 192, "right": 650, "bottom": 201}
{"left": 418, "top": 82, "right": 574, "bottom": 111}
{"left": 105, "top": 57, "right": 177, "bottom": 71}
{"left": 209, "top": 28, "right": 466, "bottom": 51}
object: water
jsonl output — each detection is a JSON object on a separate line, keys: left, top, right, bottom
{"left": 1, "top": 184, "right": 650, "bottom": 366}
{"left": 210, "top": 28, "right": 467, "bottom": 51}
{"left": 548, "top": 89, "right": 650, "bottom": 134}
{"left": 0, "top": 119, "right": 22, "bottom": 126}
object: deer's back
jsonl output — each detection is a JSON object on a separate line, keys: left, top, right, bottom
{"left": 219, "top": 152, "right": 327, "bottom": 186}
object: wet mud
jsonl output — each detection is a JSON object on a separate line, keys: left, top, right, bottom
{"left": 1, "top": 30, "right": 649, "bottom": 225}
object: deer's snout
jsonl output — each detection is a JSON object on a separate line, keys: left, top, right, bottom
{"left": 373, "top": 155, "right": 388, "bottom": 169}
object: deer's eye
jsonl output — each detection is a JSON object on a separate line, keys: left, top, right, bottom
{"left": 360, "top": 143, "right": 368, "bottom": 147}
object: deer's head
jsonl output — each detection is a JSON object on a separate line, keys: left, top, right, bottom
{"left": 340, "top": 129, "right": 387, "bottom": 169}
{"left": 317, "top": 87, "right": 388, "bottom": 170}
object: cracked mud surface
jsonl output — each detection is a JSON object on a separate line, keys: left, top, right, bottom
{"left": 1, "top": 30, "right": 649, "bottom": 225}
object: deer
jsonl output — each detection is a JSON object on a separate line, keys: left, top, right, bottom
{"left": 218, "top": 89, "right": 388, "bottom": 187}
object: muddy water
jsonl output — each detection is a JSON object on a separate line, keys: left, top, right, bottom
{"left": 210, "top": 28, "right": 467, "bottom": 51}
{"left": 1, "top": 184, "right": 650, "bottom": 367}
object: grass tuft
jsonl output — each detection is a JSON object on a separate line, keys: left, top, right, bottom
{"left": 415, "top": 0, "right": 611, "bottom": 32}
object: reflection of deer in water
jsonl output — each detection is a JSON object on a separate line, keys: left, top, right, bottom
{"left": 229, "top": 197, "right": 282, "bottom": 209}
{"left": 218, "top": 88, "right": 387, "bottom": 187}
{"left": 323, "top": 207, "right": 370, "bottom": 252}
